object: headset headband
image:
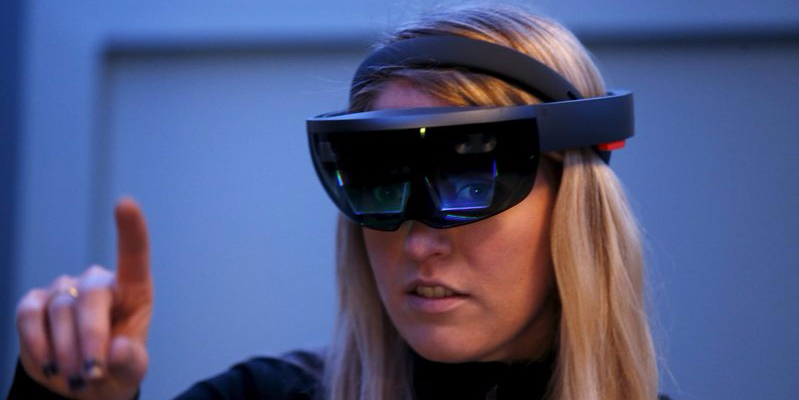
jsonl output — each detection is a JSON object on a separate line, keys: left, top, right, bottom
{"left": 351, "top": 35, "right": 583, "bottom": 103}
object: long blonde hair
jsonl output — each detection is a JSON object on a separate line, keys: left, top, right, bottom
{"left": 324, "top": 5, "right": 658, "bottom": 400}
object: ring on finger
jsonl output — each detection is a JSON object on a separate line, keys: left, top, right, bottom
{"left": 55, "top": 286, "right": 79, "bottom": 300}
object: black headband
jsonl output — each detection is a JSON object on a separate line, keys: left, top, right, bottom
{"left": 350, "top": 35, "right": 583, "bottom": 103}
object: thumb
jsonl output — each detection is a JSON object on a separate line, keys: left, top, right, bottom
{"left": 107, "top": 335, "right": 149, "bottom": 387}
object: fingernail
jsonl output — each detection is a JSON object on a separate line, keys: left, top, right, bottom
{"left": 83, "top": 359, "right": 104, "bottom": 379}
{"left": 68, "top": 376, "right": 86, "bottom": 391}
{"left": 42, "top": 362, "right": 58, "bottom": 378}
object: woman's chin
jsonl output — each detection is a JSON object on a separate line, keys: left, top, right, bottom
{"left": 404, "top": 330, "right": 494, "bottom": 363}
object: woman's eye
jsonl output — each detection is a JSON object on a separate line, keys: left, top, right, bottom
{"left": 456, "top": 182, "right": 492, "bottom": 202}
{"left": 373, "top": 186, "right": 400, "bottom": 204}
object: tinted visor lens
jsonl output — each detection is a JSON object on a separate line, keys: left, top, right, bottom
{"left": 427, "top": 159, "right": 496, "bottom": 211}
{"left": 346, "top": 181, "right": 410, "bottom": 214}
{"left": 309, "top": 119, "right": 539, "bottom": 231}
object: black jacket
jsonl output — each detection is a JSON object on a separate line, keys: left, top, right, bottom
{"left": 7, "top": 350, "right": 672, "bottom": 400}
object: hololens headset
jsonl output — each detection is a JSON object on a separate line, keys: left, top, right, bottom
{"left": 307, "top": 35, "right": 634, "bottom": 231}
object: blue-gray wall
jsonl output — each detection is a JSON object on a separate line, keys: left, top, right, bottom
{"left": 3, "top": 1, "right": 798, "bottom": 399}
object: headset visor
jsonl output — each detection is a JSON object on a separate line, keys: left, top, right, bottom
{"left": 308, "top": 91, "right": 632, "bottom": 231}
{"left": 309, "top": 108, "right": 544, "bottom": 231}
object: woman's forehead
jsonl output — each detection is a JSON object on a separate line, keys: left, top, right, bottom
{"left": 372, "top": 80, "right": 449, "bottom": 110}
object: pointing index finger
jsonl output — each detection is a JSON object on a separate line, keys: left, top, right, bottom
{"left": 115, "top": 197, "right": 151, "bottom": 289}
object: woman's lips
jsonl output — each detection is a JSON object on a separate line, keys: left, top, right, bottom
{"left": 405, "top": 279, "right": 465, "bottom": 296}
{"left": 406, "top": 283, "right": 468, "bottom": 313}
{"left": 414, "top": 285, "right": 456, "bottom": 298}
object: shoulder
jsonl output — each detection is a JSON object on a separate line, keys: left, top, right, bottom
{"left": 174, "top": 349, "right": 325, "bottom": 400}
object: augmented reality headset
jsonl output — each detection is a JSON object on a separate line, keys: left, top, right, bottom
{"left": 307, "top": 36, "right": 634, "bottom": 231}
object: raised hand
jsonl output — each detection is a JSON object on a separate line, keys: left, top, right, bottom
{"left": 15, "top": 198, "right": 153, "bottom": 400}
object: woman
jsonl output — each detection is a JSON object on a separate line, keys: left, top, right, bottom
{"left": 9, "top": 4, "right": 667, "bottom": 400}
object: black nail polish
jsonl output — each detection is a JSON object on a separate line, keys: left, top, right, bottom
{"left": 68, "top": 376, "right": 86, "bottom": 391}
{"left": 42, "top": 362, "right": 58, "bottom": 378}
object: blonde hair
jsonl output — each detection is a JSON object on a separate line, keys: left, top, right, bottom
{"left": 324, "top": 4, "right": 658, "bottom": 400}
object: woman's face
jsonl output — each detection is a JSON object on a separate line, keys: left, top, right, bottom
{"left": 363, "top": 80, "right": 559, "bottom": 363}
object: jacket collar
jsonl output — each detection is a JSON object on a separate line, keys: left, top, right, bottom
{"left": 412, "top": 350, "right": 556, "bottom": 400}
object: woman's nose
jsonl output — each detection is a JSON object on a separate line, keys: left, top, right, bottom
{"left": 403, "top": 221, "right": 453, "bottom": 262}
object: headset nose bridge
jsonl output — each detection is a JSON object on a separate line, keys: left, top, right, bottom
{"left": 402, "top": 172, "right": 438, "bottom": 223}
